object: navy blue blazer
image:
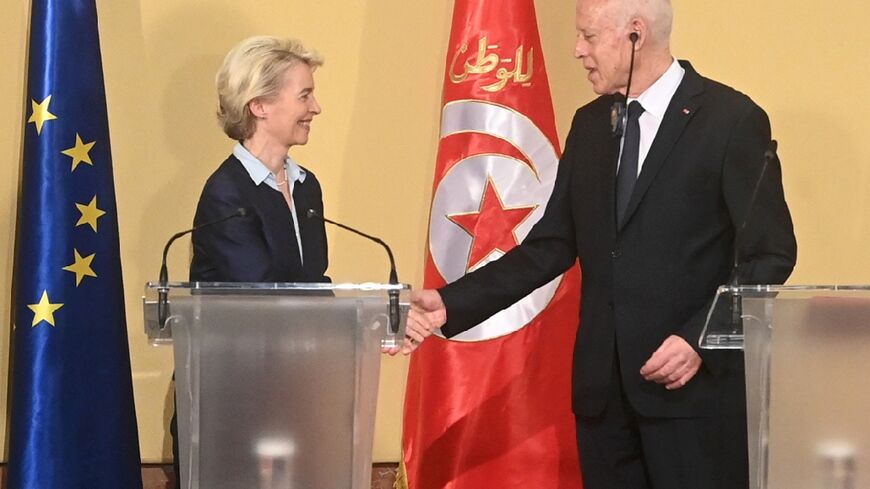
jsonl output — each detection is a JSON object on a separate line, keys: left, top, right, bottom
{"left": 189, "top": 154, "right": 329, "bottom": 283}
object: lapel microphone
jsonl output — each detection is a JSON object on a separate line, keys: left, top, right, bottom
{"left": 611, "top": 31, "right": 640, "bottom": 138}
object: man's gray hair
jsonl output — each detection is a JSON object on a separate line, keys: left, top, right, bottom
{"left": 606, "top": 0, "right": 673, "bottom": 42}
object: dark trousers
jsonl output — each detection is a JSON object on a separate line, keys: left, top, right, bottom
{"left": 575, "top": 365, "right": 749, "bottom": 489}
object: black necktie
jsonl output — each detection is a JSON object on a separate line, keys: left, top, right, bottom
{"left": 616, "top": 101, "right": 644, "bottom": 227}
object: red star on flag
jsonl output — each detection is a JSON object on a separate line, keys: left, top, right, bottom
{"left": 447, "top": 177, "right": 537, "bottom": 271}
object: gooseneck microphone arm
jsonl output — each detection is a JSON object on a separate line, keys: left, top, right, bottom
{"left": 730, "top": 140, "right": 778, "bottom": 286}
{"left": 306, "top": 209, "right": 398, "bottom": 282}
{"left": 307, "top": 209, "right": 402, "bottom": 333}
{"left": 157, "top": 207, "right": 249, "bottom": 329}
{"left": 725, "top": 140, "right": 778, "bottom": 333}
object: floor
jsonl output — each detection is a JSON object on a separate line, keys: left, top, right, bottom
{"left": 0, "top": 463, "right": 400, "bottom": 488}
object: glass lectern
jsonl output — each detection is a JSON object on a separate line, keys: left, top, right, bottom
{"left": 701, "top": 285, "right": 870, "bottom": 489}
{"left": 143, "top": 282, "right": 409, "bottom": 489}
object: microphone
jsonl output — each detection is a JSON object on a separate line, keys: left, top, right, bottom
{"left": 306, "top": 209, "right": 402, "bottom": 334}
{"left": 726, "top": 139, "right": 778, "bottom": 331}
{"left": 611, "top": 31, "right": 640, "bottom": 138}
{"left": 157, "top": 207, "right": 249, "bottom": 329}
{"left": 729, "top": 139, "right": 778, "bottom": 286}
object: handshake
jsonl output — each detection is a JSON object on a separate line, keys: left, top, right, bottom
{"left": 382, "top": 289, "right": 448, "bottom": 356}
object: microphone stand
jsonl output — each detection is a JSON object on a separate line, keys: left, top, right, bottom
{"left": 307, "top": 209, "right": 402, "bottom": 334}
{"left": 157, "top": 208, "right": 248, "bottom": 329}
{"left": 727, "top": 140, "right": 778, "bottom": 332}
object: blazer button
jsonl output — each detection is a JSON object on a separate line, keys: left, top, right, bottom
{"left": 610, "top": 249, "right": 622, "bottom": 259}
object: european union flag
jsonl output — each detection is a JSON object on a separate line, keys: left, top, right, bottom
{"left": 9, "top": 1, "right": 143, "bottom": 487}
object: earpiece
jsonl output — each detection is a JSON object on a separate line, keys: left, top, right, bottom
{"left": 629, "top": 32, "right": 639, "bottom": 43}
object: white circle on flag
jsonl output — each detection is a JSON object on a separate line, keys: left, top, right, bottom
{"left": 430, "top": 100, "right": 565, "bottom": 341}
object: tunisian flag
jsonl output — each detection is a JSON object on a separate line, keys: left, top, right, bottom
{"left": 400, "top": 1, "right": 583, "bottom": 488}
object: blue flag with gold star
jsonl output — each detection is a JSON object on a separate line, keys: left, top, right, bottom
{"left": 9, "top": 1, "right": 142, "bottom": 487}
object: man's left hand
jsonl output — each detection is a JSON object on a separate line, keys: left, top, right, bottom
{"left": 640, "top": 335, "right": 702, "bottom": 390}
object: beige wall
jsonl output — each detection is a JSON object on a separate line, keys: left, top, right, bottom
{"left": 2, "top": 0, "right": 869, "bottom": 463}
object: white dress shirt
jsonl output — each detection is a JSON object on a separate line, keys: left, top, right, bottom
{"left": 619, "top": 58, "right": 686, "bottom": 176}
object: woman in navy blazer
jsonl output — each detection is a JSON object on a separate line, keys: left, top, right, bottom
{"left": 172, "top": 36, "right": 329, "bottom": 483}
{"left": 190, "top": 36, "right": 329, "bottom": 284}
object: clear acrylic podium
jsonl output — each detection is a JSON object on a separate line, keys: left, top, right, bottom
{"left": 701, "top": 285, "right": 870, "bottom": 489}
{"left": 143, "top": 282, "right": 409, "bottom": 489}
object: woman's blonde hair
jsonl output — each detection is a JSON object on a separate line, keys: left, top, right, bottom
{"left": 216, "top": 36, "right": 323, "bottom": 140}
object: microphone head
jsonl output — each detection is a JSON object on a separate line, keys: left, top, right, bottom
{"left": 610, "top": 100, "right": 626, "bottom": 137}
{"left": 764, "top": 139, "right": 779, "bottom": 161}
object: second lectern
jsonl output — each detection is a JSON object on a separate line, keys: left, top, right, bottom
{"left": 701, "top": 285, "right": 869, "bottom": 489}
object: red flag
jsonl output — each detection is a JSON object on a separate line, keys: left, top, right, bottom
{"left": 400, "top": 1, "right": 583, "bottom": 488}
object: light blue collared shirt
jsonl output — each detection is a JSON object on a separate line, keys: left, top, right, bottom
{"left": 233, "top": 142, "right": 307, "bottom": 263}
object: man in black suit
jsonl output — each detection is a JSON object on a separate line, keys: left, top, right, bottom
{"left": 410, "top": 0, "right": 797, "bottom": 487}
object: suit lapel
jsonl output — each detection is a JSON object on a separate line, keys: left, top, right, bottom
{"left": 258, "top": 185, "right": 304, "bottom": 278}
{"left": 294, "top": 178, "right": 320, "bottom": 278}
{"left": 605, "top": 120, "right": 621, "bottom": 239}
{"left": 618, "top": 61, "right": 705, "bottom": 231}
{"left": 588, "top": 96, "right": 624, "bottom": 238}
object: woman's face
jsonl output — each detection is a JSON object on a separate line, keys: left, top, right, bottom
{"left": 253, "top": 63, "right": 321, "bottom": 147}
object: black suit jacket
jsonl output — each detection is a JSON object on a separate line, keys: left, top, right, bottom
{"left": 189, "top": 154, "right": 329, "bottom": 283}
{"left": 439, "top": 61, "right": 796, "bottom": 418}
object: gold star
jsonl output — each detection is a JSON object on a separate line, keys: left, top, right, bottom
{"left": 28, "top": 95, "right": 58, "bottom": 135}
{"left": 75, "top": 196, "right": 106, "bottom": 232}
{"left": 27, "top": 290, "right": 64, "bottom": 327}
{"left": 62, "top": 249, "right": 97, "bottom": 286}
{"left": 62, "top": 133, "right": 96, "bottom": 172}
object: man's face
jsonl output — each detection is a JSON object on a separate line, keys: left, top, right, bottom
{"left": 574, "top": 0, "right": 632, "bottom": 95}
